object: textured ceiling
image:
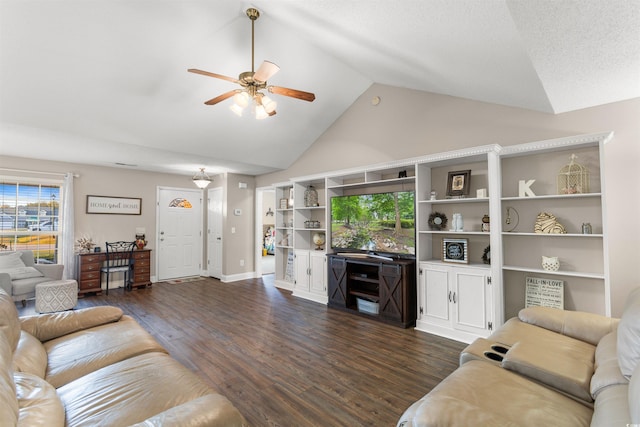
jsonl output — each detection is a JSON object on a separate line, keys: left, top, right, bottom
{"left": 1, "top": 0, "right": 638, "bottom": 176}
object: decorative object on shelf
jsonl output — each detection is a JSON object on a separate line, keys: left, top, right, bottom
{"left": 446, "top": 170, "right": 471, "bottom": 198}
{"left": 135, "top": 234, "right": 147, "bottom": 250}
{"left": 582, "top": 222, "right": 592, "bottom": 234}
{"left": 279, "top": 198, "right": 288, "bottom": 209}
{"left": 289, "top": 187, "right": 294, "bottom": 208}
{"left": 304, "top": 185, "right": 319, "bottom": 207}
{"left": 476, "top": 188, "right": 488, "bottom": 198}
{"left": 312, "top": 232, "right": 326, "bottom": 250}
{"left": 534, "top": 212, "right": 567, "bottom": 234}
{"left": 505, "top": 206, "right": 520, "bottom": 232}
{"left": 279, "top": 234, "right": 290, "bottom": 246}
{"left": 442, "top": 238, "right": 469, "bottom": 264}
{"left": 265, "top": 207, "right": 274, "bottom": 216}
{"left": 518, "top": 179, "right": 536, "bottom": 197}
{"left": 451, "top": 213, "right": 464, "bottom": 232}
{"left": 526, "top": 277, "right": 564, "bottom": 309}
{"left": 192, "top": 168, "right": 212, "bottom": 189}
{"left": 304, "top": 220, "right": 321, "bottom": 229}
{"left": 428, "top": 212, "right": 448, "bottom": 230}
{"left": 74, "top": 236, "right": 96, "bottom": 254}
{"left": 398, "top": 170, "right": 407, "bottom": 178}
{"left": 288, "top": 219, "right": 294, "bottom": 227}
{"left": 429, "top": 190, "right": 437, "bottom": 200}
{"left": 482, "top": 245, "right": 491, "bottom": 264}
{"left": 482, "top": 214, "right": 490, "bottom": 232}
{"left": 541, "top": 256, "right": 560, "bottom": 271}
{"left": 557, "top": 154, "right": 589, "bottom": 194}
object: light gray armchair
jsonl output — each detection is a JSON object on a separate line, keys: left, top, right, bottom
{"left": 0, "top": 250, "right": 64, "bottom": 306}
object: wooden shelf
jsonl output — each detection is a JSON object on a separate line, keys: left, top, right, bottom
{"left": 502, "top": 265, "right": 605, "bottom": 279}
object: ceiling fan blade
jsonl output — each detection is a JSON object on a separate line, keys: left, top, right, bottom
{"left": 204, "top": 90, "right": 237, "bottom": 105}
{"left": 188, "top": 69, "right": 238, "bottom": 84}
{"left": 269, "top": 86, "right": 316, "bottom": 102}
{"left": 253, "top": 61, "right": 280, "bottom": 83}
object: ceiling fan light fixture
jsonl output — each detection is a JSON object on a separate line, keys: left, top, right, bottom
{"left": 255, "top": 104, "right": 269, "bottom": 120}
{"left": 253, "top": 60, "right": 280, "bottom": 83}
{"left": 262, "top": 95, "right": 277, "bottom": 114}
{"left": 192, "top": 168, "right": 212, "bottom": 189}
{"left": 233, "top": 91, "right": 250, "bottom": 108}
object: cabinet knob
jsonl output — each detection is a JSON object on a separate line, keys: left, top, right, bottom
{"left": 448, "top": 291, "right": 452, "bottom": 302}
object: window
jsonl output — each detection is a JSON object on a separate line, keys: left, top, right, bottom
{"left": 0, "top": 179, "right": 62, "bottom": 264}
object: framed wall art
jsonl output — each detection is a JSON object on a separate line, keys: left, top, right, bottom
{"left": 86, "top": 195, "right": 142, "bottom": 215}
{"left": 442, "top": 238, "right": 469, "bottom": 263}
{"left": 446, "top": 169, "right": 471, "bottom": 197}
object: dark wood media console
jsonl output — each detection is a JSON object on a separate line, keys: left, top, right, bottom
{"left": 327, "top": 254, "right": 416, "bottom": 328}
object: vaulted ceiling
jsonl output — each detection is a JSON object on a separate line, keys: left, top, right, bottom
{"left": 1, "top": 1, "right": 638, "bottom": 176}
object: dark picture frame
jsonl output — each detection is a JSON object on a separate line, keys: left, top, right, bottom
{"left": 442, "top": 238, "right": 469, "bottom": 264}
{"left": 446, "top": 169, "right": 471, "bottom": 197}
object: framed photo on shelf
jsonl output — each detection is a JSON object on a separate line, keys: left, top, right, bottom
{"left": 442, "top": 238, "right": 469, "bottom": 264}
{"left": 279, "top": 198, "right": 289, "bottom": 209}
{"left": 446, "top": 169, "right": 471, "bottom": 197}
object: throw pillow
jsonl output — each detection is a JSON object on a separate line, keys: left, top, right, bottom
{"left": 0, "top": 253, "right": 25, "bottom": 270}
{"left": 617, "top": 287, "right": 640, "bottom": 378}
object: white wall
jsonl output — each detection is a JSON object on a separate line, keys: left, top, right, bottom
{"left": 256, "top": 84, "right": 640, "bottom": 317}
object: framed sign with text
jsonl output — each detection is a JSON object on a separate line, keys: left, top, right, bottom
{"left": 86, "top": 195, "right": 142, "bottom": 215}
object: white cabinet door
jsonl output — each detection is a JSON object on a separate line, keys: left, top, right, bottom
{"left": 294, "top": 250, "right": 310, "bottom": 292}
{"left": 309, "top": 251, "right": 326, "bottom": 295}
{"left": 423, "top": 265, "right": 450, "bottom": 325}
{"left": 417, "top": 261, "right": 492, "bottom": 343}
{"left": 453, "top": 267, "right": 491, "bottom": 335}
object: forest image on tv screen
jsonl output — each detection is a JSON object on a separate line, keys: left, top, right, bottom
{"left": 331, "top": 191, "right": 415, "bottom": 255}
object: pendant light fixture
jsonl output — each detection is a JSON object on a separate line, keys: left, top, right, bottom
{"left": 192, "top": 168, "right": 212, "bottom": 189}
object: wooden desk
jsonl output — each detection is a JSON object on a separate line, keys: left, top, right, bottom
{"left": 77, "top": 249, "right": 152, "bottom": 296}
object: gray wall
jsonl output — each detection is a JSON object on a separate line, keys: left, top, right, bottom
{"left": 256, "top": 83, "right": 640, "bottom": 317}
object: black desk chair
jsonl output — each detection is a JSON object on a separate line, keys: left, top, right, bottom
{"left": 101, "top": 241, "right": 136, "bottom": 295}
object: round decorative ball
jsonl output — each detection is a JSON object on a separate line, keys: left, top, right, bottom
{"left": 312, "top": 232, "right": 326, "bottom": 250}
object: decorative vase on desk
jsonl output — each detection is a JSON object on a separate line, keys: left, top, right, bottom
{"left": 135, "top": 233, "right": 147, "bottom": 250}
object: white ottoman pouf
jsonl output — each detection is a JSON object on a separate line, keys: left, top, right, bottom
{"left": 35, "top": 280, "right": 78, "bottom": 313}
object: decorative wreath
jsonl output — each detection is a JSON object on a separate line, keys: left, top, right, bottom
{"left": 482, "top": 245, "right": 491, "bottom": 265}
{"left": 428, "top": 212, "right": 448, "bottom": 230}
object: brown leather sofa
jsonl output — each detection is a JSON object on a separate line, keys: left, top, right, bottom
{"left": 398, "top": 287, "right": 640, "bottom": 426}
{"left": 0, "top": 287, "right": 247, "bottom": 426}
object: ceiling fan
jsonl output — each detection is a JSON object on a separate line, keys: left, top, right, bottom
{"left": 188, "top": 7, "right": 316, "bottom": 119}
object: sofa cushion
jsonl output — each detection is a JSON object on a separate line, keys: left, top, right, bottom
{"left": 20, "top": 306, "right": 124, "bottom": 342}
{"left": 0, "top": 288, "right": 21, "bottom": 352}
{"left": 618, "top": 287, "right": 640, "bottom": 378}
{"left": 397, "top": 360, "right": 592, "bottom": 427}
{"left": 518, "top": 305, "right": 619, "bottom": 346}
{"left": 0, "top": 267, "right": 43, "bottom": 281}
{"left": 14, "top": 372, "right": 64, "bottom": 426}
{"left": 630, "top": 362, "right": 640, "bottom": 424}
{"left": 44, "top": 315, "right": 167, "bottom": 388}
{"left": 13, "top": 331, "right": 48, "bottom": 379}
{"left": 591, "top": 330, "right": 627, "bottom": 399}
{"left": 0, "top": 333, "right": 19, "bottom": 426}
{"left": 501, "top": 338, "right": 594, "bottom": 402}
{"left": 590, "top": 383, "right": 630, "bottom": 427}
{"left": 0, "top": 252, "right": 26, "bottom": 269}
{"left": 58, "top": 352, "right": 246, "bottom": 427}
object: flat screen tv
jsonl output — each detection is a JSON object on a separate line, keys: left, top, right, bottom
{"left": 330, "top": 190, "right": 415, "bottom": 257}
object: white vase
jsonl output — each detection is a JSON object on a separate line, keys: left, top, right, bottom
{"left": 453, "top": 213, "right": 463, "bottom": 231}
{"left": 541, "top": 256, "right": 560, "bottom": 271}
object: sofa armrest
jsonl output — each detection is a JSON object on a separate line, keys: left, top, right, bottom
{"left": 20, "top": 306, "right": 123, "bottom": 342}
{"left": 518, "top": 306, "right": 619, "bottom": 345}
{"left": 130, "top": 395, "right": 248, "bottom": 427}
{"left": 0, "top": 272, "right": 11, "bottom": 295}
{"left": 33, "top": 264, "right": 64, "bottom": 280}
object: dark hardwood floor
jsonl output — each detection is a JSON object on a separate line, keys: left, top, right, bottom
{"left": 19, "top": 276, "right": 466, "bottom": 426}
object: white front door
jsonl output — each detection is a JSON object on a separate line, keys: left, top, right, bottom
{"left": 157, "top": 187, "right": 203, "bottom": 280}
{"left": 207, "top": 187, "right": 223, "bottom": 279}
